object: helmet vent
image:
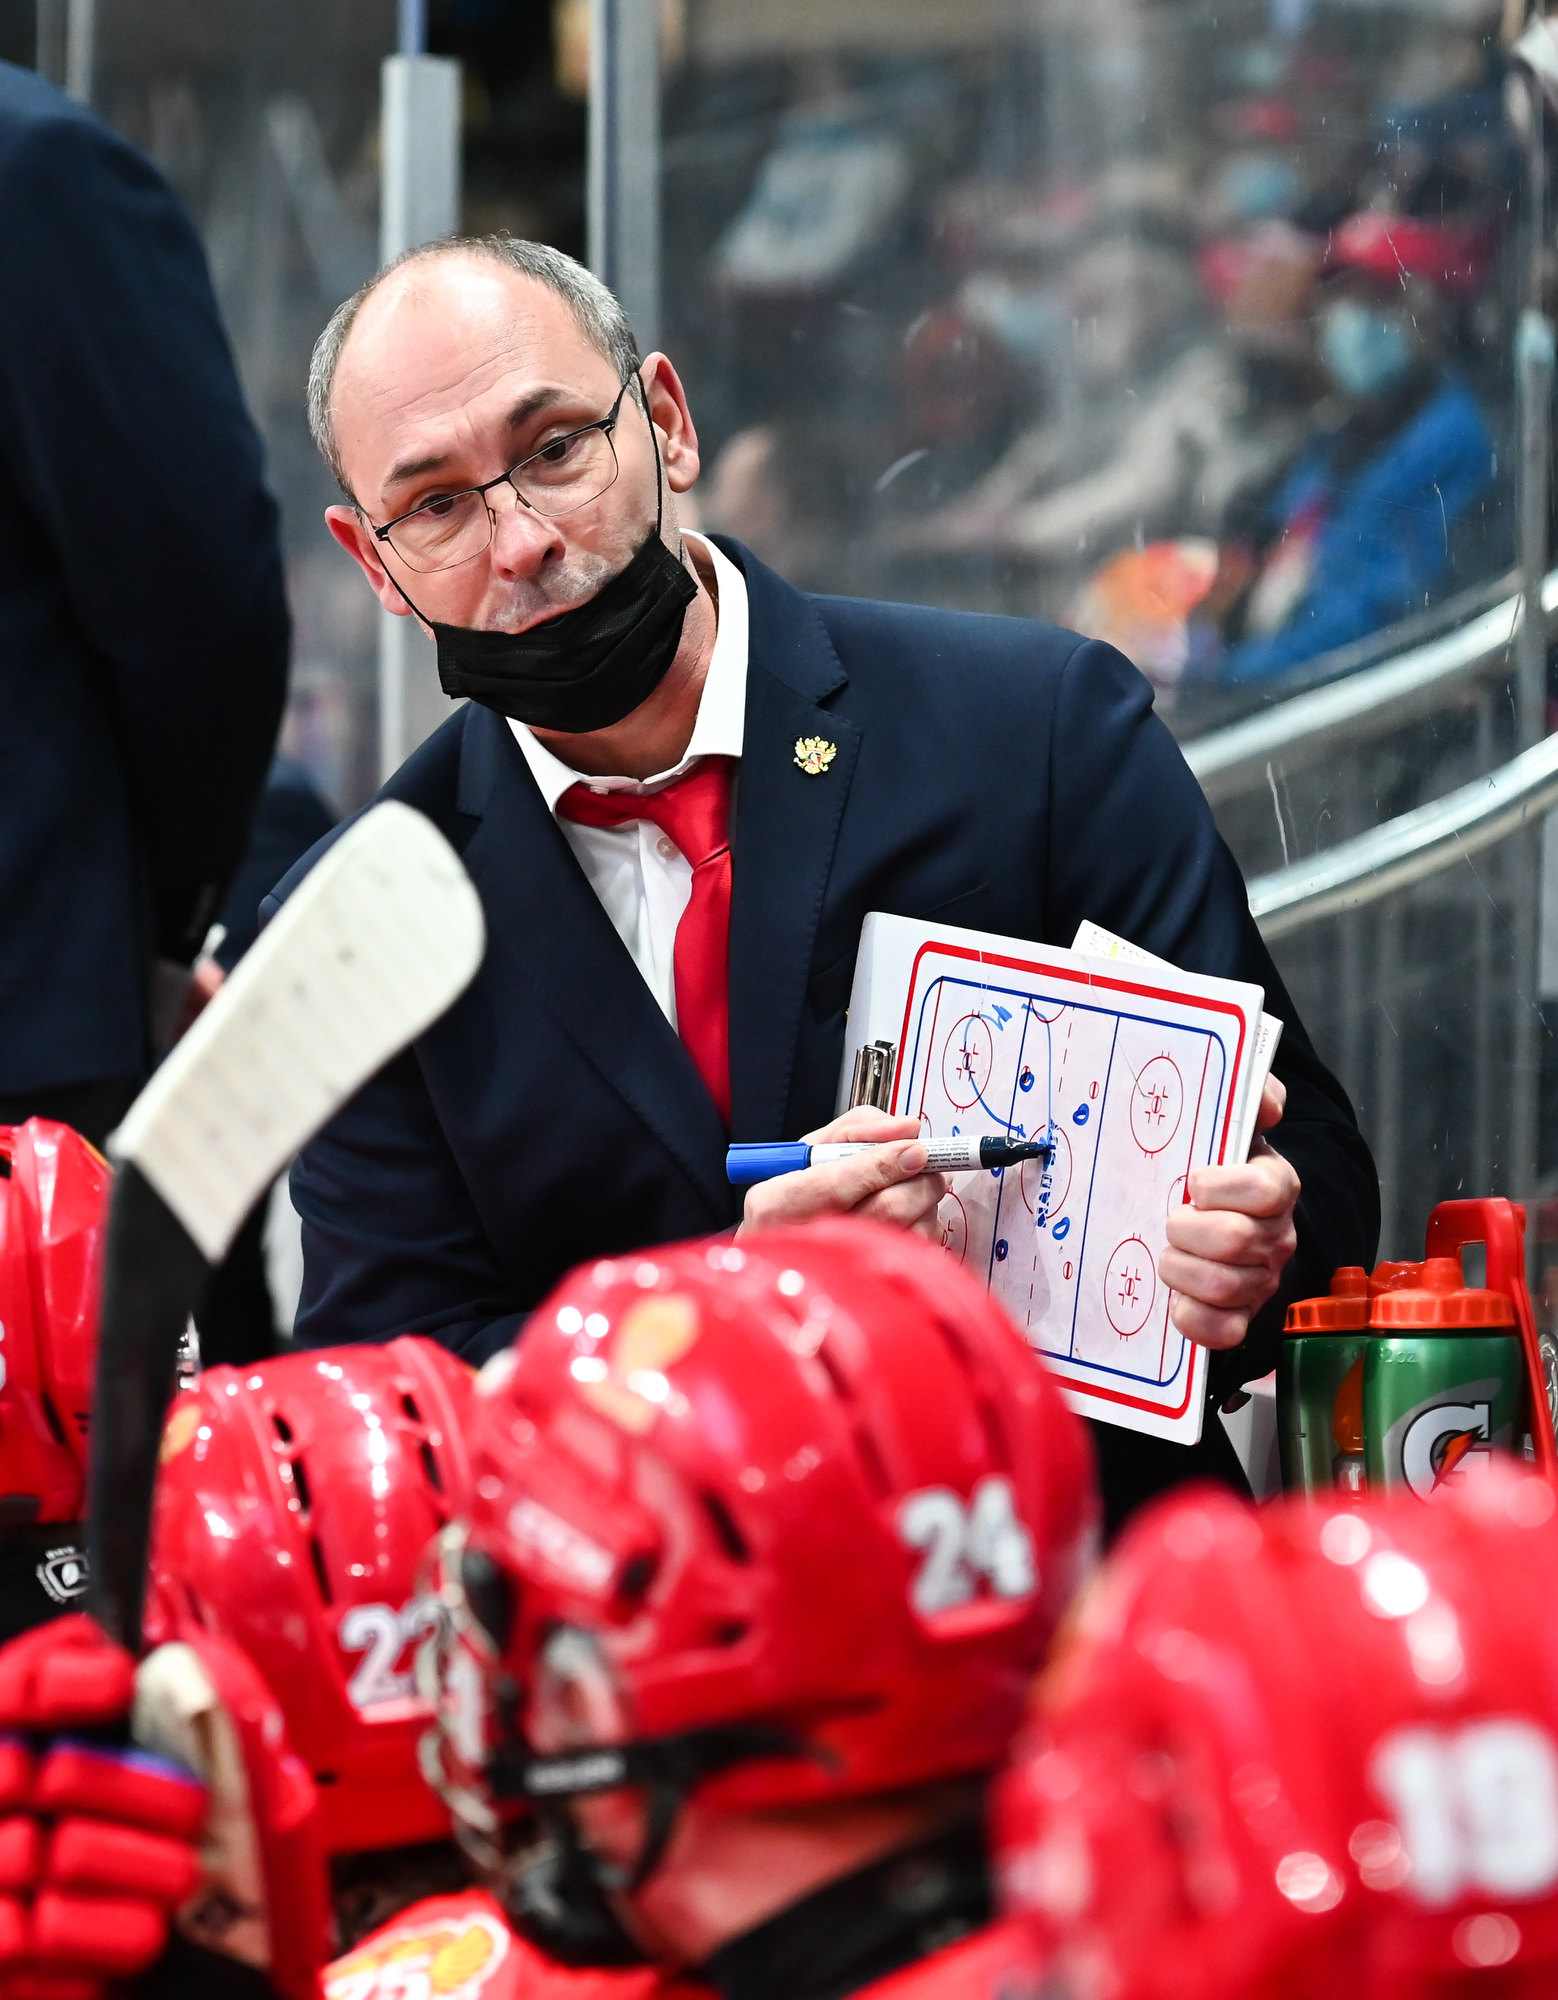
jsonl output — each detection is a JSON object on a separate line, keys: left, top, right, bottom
{"left": 401, "top": 1392, "right": 424, "bottom": 1423}
{"left": 812, "top": 1341, "right": 853, "bottom": 1404}
{"left": 701, "top": 1489, "right": 751, "bottom": 1565}
{"left": 271, "top": 1414, "right": 295, "bottom": 1445}
{"left": 925, "top": 1315, "right": 1013, "bottom": 1471}
{"left": 418, "top": 1439, "right": 445, "bottom": 1495}
{"left": 973, "top": 1395, "right": 1010, "bottom": 1472}
{"left": 0, "top": 1153, "right": 10, "bottom": 1178}
{"left": 308, "top": 1534, "right": 333, "bottom": 1605}
{"left": 811, "top": 1338, "right": 894, "bottom": 1497}
{"left": 39, "top": 1395, "right": 67, "bottom": 1449}
{"left": 851, "top": 1423, "right": 893, "bottom": 1500}
{"left": 289, "top": 1452, "right": 314, "bottom": 1517}
{"left": 616, "top": 1551, "right": 658, "bottom": 1605}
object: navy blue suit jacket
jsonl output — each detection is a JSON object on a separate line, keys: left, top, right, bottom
{"left": 0, "top": 65, "right": 288, "bottom": 1091}
{"left": 274, "top": 541, "right": 1378, "bottom": 1519}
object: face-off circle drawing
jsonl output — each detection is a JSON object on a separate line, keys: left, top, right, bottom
{"left": 1021, "top": 1125, "right": 1072, "bottom": 1221}
{"left": 1130, "top": 1054, "right": 1183, "bottom": 1155}
{"left": 942, "top": 1013, "right": 994, "bottom": 1110}
{"left": 1105, "top": 1236, "right": 1156, "bottom": 1338}
{"left": 938, "top": 1190, "right": 968, "bottom": 1264}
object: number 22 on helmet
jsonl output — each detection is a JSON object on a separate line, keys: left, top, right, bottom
{"left": 145, "top": 1336, "right": 476, "bottom": 1856}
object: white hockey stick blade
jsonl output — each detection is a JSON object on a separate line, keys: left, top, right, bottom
{"left": 110, "top": 800, "right": 485, "bottom": 1263}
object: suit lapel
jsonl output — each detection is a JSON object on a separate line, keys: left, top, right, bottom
{"left": 719, "top": 541, "right": 861, "bottom": 1141}
{"left": 455, "top": 707, "right": 734, "bottom": 1225}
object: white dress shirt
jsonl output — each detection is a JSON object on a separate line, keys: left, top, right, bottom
{"left": 508, "top": 532, "right": 749, "bottom": 1029}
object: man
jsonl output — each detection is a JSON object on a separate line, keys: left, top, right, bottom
{"left": 1219, "top": 212, "right": 1496, "bottom": 683}
{"left": 280, "top": 231, "right": 1377, "bottom": 1520}
{"left": 0, "top": 63, "right": 289, "bottom": 1144}
{"left": 994, "top": 1473, "right": 1558, "bottom": 1996}
{"left": 423, "top": 1219, "right": 1097, "bottom": 2000}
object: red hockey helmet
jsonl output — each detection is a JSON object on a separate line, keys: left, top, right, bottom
{"left": 146, "top": 1337, "right": 475, "bottom": 1855}
{"left": 994, "top": 1473, "right": 1558, "bottom": 1999}
{"left": 0, "top": 1120, "right": 110, "bottom": 1524}
{"left": 451, "top": 1217, "right": 1097, "bottom": 1825}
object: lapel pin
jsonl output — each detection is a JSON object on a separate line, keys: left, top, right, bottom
{"left": 794, "top": 736, "right": 837, "bottom": 776}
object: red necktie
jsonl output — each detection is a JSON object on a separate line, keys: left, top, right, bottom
{"left": 557, "top": 758, "right": 734, "bottom": 1125}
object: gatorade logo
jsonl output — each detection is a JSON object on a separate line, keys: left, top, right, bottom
{"left": 1401, "top": 1402, "right": 1493, "bottom": 1501}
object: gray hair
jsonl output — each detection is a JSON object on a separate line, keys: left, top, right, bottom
{"left": 307, "top": 233, "right": 641, "bottom": 494}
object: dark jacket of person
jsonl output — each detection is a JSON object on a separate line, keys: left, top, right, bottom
{"left": 1223, "top": 372, "right": 1495, "bottom": 682}
{"left": 212, "top": 756, "right": 336, "bottom": 974}
{"left": 0, "top": 63, "right": 288, "bottom": 1096}
{"left": 269, "top": 539, "right": 1379, "bottom": 1526}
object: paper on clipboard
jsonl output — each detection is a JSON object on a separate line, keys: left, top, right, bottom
{"left": 1070, "top": 921, "right": 1283, "bottom": 1162}
{"left": 838, "top": 913, "right": 1269, "bottom": 1446}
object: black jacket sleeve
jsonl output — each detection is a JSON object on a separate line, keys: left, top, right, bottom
{"left": 1042, "top": 638, "right": 1381, "bottom": 1396}
{"left": 0, "top": 105, "right": 289, "bottom": 962}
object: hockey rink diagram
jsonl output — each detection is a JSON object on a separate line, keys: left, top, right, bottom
{"left": 896, "top": 961, "right": 1234, "bottom": 1417}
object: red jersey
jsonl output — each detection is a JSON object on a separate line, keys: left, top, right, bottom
{"left": 324, "top": 1891, "right": 711, "bottom": 2000}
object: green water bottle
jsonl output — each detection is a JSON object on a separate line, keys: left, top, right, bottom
{"left": 1278, "top": 1261, "right": 1424, "bottom": 1496}
{"left": 1363, "top": 1257, "right": 1526, "bottom": 1500}
{"left": 1277, "top": 1267, "right": 1371, "bottom": 1496}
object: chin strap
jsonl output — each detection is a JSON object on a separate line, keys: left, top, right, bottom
{"left": 518, "top": 1723, "right": 815, "bottom": 1894}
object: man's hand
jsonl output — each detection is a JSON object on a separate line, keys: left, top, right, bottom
{"left": 0, "top": 1615, "right": 207, "bottom": 1997}
{"left": 1159, "top": 1076, "right": 1300, "bottom": 1351}
{"left": 737, "top": 1107, "right": 950, "bottom": 1244}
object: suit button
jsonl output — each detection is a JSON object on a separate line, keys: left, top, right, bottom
{"left": 657, "top": 837, "right": 677, "bottom": 861}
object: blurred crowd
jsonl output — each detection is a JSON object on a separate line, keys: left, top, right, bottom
{"left": 678, "top": 0, "right": 1526, "bottom": 699}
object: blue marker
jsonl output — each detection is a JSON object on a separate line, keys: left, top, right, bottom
{"left": 727, "top": 1134, "right": 1052, "bottom": 1187}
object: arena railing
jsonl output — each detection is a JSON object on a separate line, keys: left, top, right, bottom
{"left": 1185, "top": 569, "right": 1558, "bottom": 808}
{"left": 1233, "top": 638, "right": 1558, "bottom": 1267}
{"left": 1247, "top": 726, "right": 1558, "bottom": 941}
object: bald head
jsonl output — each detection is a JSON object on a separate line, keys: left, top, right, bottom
{"left": 308, "top": 234, "right": 639, "bottom": 496}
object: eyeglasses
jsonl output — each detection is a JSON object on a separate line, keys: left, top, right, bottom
{"left": 370, "top": 377, "right": 632, "bottom": 574}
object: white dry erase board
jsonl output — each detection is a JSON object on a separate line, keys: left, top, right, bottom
{"left": 837, "top": 913, "right": 1270, "bottom": 1446}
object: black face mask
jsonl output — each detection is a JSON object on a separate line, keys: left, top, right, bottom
{"left": 394, "top": 380, "right": 698, "bottom": 734}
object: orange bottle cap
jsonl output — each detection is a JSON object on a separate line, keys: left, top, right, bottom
{"left": 1284, "top": 1266, "right": 1371, "bottom": 1333}
{"left": 1370, "top": 1260, "right": 1422, "bottom": 1295}
{"left": 1368, "top": 1256, "right": 1516, "bottom": 1330}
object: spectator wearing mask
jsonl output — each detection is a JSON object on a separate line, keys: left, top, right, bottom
{"left": 1218, "top": 212, "right": 1496, "bottom": 683}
